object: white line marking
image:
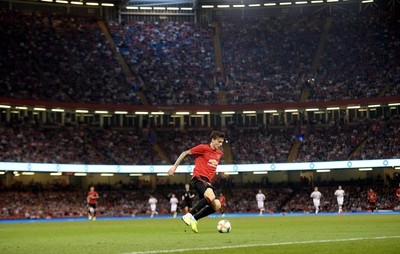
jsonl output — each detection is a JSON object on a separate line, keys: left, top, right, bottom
{"left": 122, "top": 235, "right": 400, "bottom": 254}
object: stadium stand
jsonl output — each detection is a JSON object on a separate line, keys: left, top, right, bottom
{"left": 0, "top": 3, "right": 400, "bottom": 220}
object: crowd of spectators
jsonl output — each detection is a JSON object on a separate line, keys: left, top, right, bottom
{"left": 0, "top": 122, "right": 164, "bottom": 165}
{"left": 219, "top": 13, "right": 323, "bottom": 104}
{"left": 0, "top": 9, "right": 140, "bottom": 104}
{"left": 1, "top": 116, "right": 399, "bottom": 165}
{"left": 229, "top": 127, "right": 294, "bottom": 164}
{"left": 1, "top": 6, "right": 399, "bottom": 221}
{"left": 1, "top": 178, "right": 399, "bottom": 220}
{"left": 1, "top": 8, "right": 398, "bottom": 106}
{"left": 295, "top": 122, "right": 370, "bottom": 162}
{"left": 308, "top": 10, "right": 400, "bottom": 101}
{"left": 351, "top": 118, "right": 400, "bottom": 160}
{"left": 107, "top": 20, "right": 217, "bottom": 106}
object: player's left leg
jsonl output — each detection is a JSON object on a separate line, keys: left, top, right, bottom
{"left": 92, "top": 204, "right": 97, "bottom": 220}
{"left": 88, "top": 206, "right": 93, "bottom": 220}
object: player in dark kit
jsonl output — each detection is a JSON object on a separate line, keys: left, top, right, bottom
{"left": 168, "top": 131, "right": 225, "bottom": 233}
{"left": 87, "top": 186, "right": 99, "bottom": 220}
{"left": 182, "top": 183, "right": 195, "bottom": 214}
{"left": 367, "top": 189, "right": 377, "bottom": 212}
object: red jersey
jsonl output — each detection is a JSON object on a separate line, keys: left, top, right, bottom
{"left": 87, "top": 191, "right": 99, "bottom": 205}
{"left": 368, "top": 191, "right": 377, "bottom": 203}
{"left": 190, "top": 144, "right": 223, "bottom": 183}
{"left": 396, "top": 188, "right": 400, "bottom": 198}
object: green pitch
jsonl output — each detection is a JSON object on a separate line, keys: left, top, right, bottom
{"left": 1, "top": 214, "right": 400, "bottom": 254}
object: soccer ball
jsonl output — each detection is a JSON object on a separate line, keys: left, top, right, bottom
{"left": 217, "top": 219, "right": 231, "bottom": 233}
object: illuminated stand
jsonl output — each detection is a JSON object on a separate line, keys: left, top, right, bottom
{"left": 1, "top": 159, "right": 399, "bottom": 174}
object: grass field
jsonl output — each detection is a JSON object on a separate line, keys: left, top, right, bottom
{"left": 1, "top": 214, "right": 400, "bottom": 254}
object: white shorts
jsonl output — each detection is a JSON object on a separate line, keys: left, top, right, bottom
{"left": 150, "top": 204, "right": 156, "bottom": 212}
{"left": 257, "top": 201, "right": 264, "bottom": 210}
{"left": 313, "top": 199, "right": 320, "bottom": 207}
{"left": 337, "top": 197, "right": 344, "bottom": 206}
{"left": 171, "top": 204, "right": 177, "bottom": 213}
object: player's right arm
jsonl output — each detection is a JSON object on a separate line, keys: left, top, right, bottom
{"left": 168, "top": 150, "right": 192, "bottom": 176}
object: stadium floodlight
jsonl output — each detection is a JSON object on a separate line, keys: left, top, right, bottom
{"left": 279, "top": 2, "right": 292, "bottom": 5}
{"left": 175, "top": 112, "right": 190, "bottom": 115}
{"left": 51, "top": 108, "right": 65, "bottom": 112}
{"left": 150, "top": 111, "right": 164, "bottom": 115}
{"left": 264, "top": 3, "right": 276, "bottom": 6}
{"left": 86, "top": 2, "right": 99, "bottom": 6}
{"left": 201, "top": 5, "right": 214, "bottom": 8}
{"left": 395, "top": 167, "right": 400, "bottom": 170}
{"left": 367, "top": 104, "right": 380, "bottom": 108}
{"left": 134, "top": 111, "right": 149, "bottom": 115}
{"left": 306, "top": 108, "right": 319, "bottom": 111}
{"left": 74, "top": 173, "right": 87, "bottom": 176}
{"left": 129, "top": 173, "right": 143, "bottom": 176}
{"left": 327, "top": 0, "right": 339, "bottom": 2}
{"left": 221, "top": 111, "right": 235, "bottom": 114}
{"left": 101, "top": 173, "right": 114, "bottom": 176}
{"left": 50, "top": 172, "right": 62, "bottom": 176}
{"left": 41, "top": 0, "right": 53, "bottom": 2}
{"left": 101, "top": 3, "right": 114, "bottom": 6}
{"left": 249, "top": 4, "right": 261, "bottom": 7}
{"left": 196, "top": 111, "right": 210, "bottom": 115}
{"left": 140, "top": 6, "right": 152, "bottom": 10}
{"left": 359, "top": 168, "right": 373, "bottom": 171}
{"left": 243, "top": 110, "right": 256, "bottom": 114}
{"left": 253, "top": 171, "right": 268, "bottom": 174}
{"left": 217, "top": 5, "right": 230, "bottom": 8}
{"left": 0, "top": 105, "right": 11, "bottom": 108}
{"left": 233, "top": 4, "right": 245, "bottom": 7}
{"left": 284, "top": 109, "right": 298, "bottom": 112}
{"left": 76, "top": 109, "right": 89, "bottom": 113}
{"left": 153, "top": 7, "right": 166, "bottom": 10}
{"left": 71, "top": 1, "right": 84, "bottom": 5}
{"left": 347, "top": 105, "right": 361, "bottom": 109}
{"left": 156, "top": 173, "right": 169, "bottom": 176}
{"left": 126, "top": 6, "right": 139, "bottom": 9}
{"left": 224, "top": 172, "right": 239, "bottom": 175}
{"left": 0, "top": 171, "right": 6, "bottom": 175}
{"left": 264, "top": 110, "right": 277, "bottom": 113}
{"left": 180, "top": 7, "right": 193, "bottom": 10}
{"left": 55, "top": 0, "right": 68, "bottom": 4}
{"left": 34, "top": 107, "right": 46, "bottom": 111}
{"left": 327, "top": 107, "right": 340, "bottom": 110}
{"left": 167, "top": 7, "right": 179, "bottom": 10}
{"left": 295, "top": 1, "right": 308, "bottom": 4}
{"left": 317, "top": 169, "right": 331, "bottom": 173}
{"left": 311, "top": 0, "right": 324, "bottom": 3}
{"left": 362, "top": 0, "right": 374, "bottom": 3}
{"left": 15, "top": 106, "right": 28, "bottom": 110}
{"left": 95, "top": 110, "right": 108, "bottom": 114}
{"left": 388, "top": 102, "right": 400, "bottom": 106}
{"left": 115, "top": 111, "right": 128, "bottom": 114}
{"left": 22, "top": 172, "right": 35, "bottom": 175}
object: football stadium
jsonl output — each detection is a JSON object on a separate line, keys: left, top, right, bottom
{"left": 0, "top": 0, "right": 399, "bottom": 253}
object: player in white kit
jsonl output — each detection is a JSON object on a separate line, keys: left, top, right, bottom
{"left": 310, "top": 187, "right": 322, "bottom": 215}
{"left": 148, "top": 194, "right": 158, "bottom": 218}
{"left": 170, "top": 193, "right": 179, "bottom": 218}
{"left": 256, "top": 189, "right": 266, "bottom": 215}
{"left": 334, "top": 186, "right": 345, "bottom": 214}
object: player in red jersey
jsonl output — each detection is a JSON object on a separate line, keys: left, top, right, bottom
{"left": 87, "top": 186, "right": 99, "bottom": 220}
{"left": 396, "top": 184, "right": 400, "bottom": 205}
{"left": 367, "top": 189, "right": 377, "bottom": 212}
{"left": 168, "top": 130, "right": 225, "bottom": 233}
